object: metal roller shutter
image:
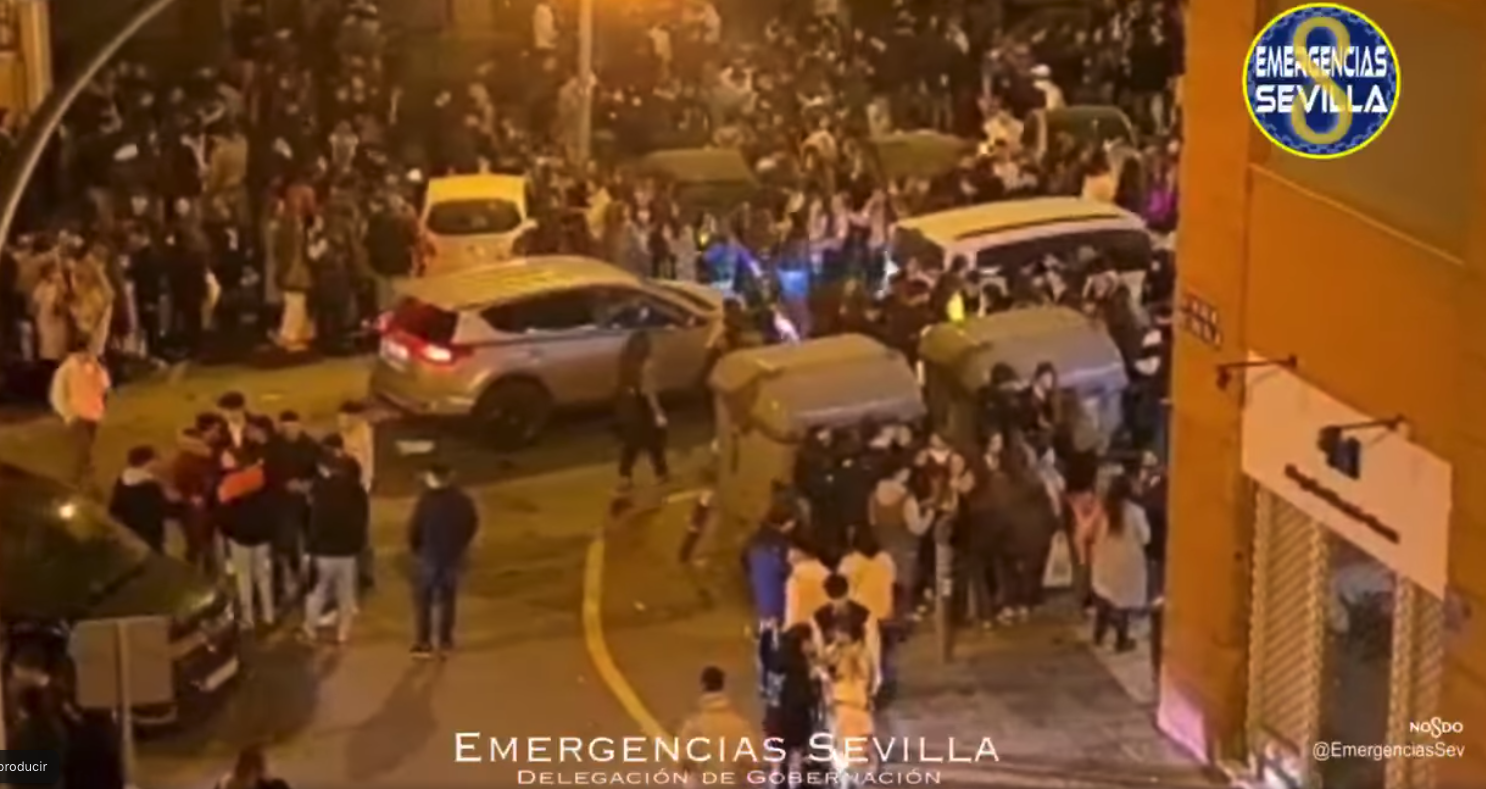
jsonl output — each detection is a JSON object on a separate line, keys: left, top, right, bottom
{"left": 1246, "top": 485, "right": 1330, "bottom": 787}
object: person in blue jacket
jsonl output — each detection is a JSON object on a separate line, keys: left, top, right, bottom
{"left": 743, "top": 503, "right": 798, "bottom": 697}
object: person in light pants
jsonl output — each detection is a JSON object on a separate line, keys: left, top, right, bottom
{"left": 302, "top": 451, "right": 370, "bottom": 644}
{"left": 230, "top": 542, "right": 276, "bottom": 629}
{"left": 218, "top": 445, "right": 276, "bottom": 629}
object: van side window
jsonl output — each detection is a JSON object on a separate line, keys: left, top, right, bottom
{"left": 483, "top": 291, "right": 597, "bottom": 333}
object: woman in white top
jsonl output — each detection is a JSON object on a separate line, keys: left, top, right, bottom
{"left": 1090, "top": 474, "right": 1151, "bottom": 652}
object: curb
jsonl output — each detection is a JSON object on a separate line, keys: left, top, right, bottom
{"left": 913, "top": 757, "right": 1232, "bottom": 788}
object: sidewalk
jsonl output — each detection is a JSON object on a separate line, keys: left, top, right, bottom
{"left": 599, "top": 498, "right": 1225, "bottom": 786}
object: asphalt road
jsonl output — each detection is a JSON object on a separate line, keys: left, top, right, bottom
{"left": 0, "top": 357, "right": 719, "bottom": 788}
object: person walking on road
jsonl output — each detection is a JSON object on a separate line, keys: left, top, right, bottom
{"left": 302, "top": 451, "right": 370, "bottom": 645}
{"left": 1090, "top": 474, "right": 1151, "bottom": 653}
{"left": 408, "top": 462, "right": 479, "bottom": 658}
{"left": 614, "top": 330, "right": 670, "bottom": 491}
{"left": 48, "top": 339, "right": 111, "bottom": 490}
{"left": 678, "top": 666, "right": 760, "bottom": 784}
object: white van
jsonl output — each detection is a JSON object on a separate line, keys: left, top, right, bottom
{"left": 888, "top": 196, "right": 1152, "bottom": 287}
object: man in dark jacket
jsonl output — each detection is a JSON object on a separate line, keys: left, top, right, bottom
{"left": 108, "top": 445, "right": 170, "bottom": 552}
{"left": 219, "top": 442, "right": 275, "bottom": 630}
{"left": 408, "top": 463, "right": 478, "bottom": 657}
{"left": 264, "top": 410, "right": 320, "bottom": 600}
{"left": 302, "top": 452, "right": 369, "bottom": 645}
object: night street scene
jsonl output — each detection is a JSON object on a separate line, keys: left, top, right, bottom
{"left": 0, "top": 0, "right": 1479, "bottom": 787}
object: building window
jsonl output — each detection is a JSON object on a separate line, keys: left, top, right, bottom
{"left": 1255, "top": 0, "right": 1477, "bottom": 256}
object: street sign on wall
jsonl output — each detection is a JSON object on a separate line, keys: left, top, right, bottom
{"left": 1178, "top": 290, "right": 1222, "bottom": 348}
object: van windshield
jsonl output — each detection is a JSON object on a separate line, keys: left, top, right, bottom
{"left": 426, "top": 199, "right": 522, "bottom": 236}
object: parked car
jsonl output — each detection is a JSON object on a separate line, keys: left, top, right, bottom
{"left": 418, "top": 173, "right": 534, "bottom": 274}
{"left": 370, "top": 255, "right": 724, "bottom": 445}
{"left": 0, "top": 464, "right": 240, "bottom": 728}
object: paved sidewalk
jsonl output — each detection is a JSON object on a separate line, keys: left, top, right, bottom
{"left": 599, "top": 498, "right": 1226, "bottom": 786}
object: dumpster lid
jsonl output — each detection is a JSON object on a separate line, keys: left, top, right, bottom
{"left": 709, "top": 334, "right": 925, "bottom": 440}
{"left": 918, "top": 307, "right": 1129, "bottom": 392}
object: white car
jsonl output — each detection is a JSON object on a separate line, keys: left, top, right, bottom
{"left": 419, "top": 174, "right": 534, "bottom": 275}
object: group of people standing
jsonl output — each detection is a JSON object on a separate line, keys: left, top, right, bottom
{"left": 97, "top": 386, "right": 482, "bottom": 655}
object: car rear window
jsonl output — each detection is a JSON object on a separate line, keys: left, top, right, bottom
{"left": 389, "top": 298, "right": 458, "bottom": 344}
{"left": 426, "top": 199, "right": 522, "bottom": 236}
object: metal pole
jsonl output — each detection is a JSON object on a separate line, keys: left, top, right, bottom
{"left": 0, "top": 0, "right": 186, "bottom": 248}
{"left": 116, "top": 621, "right": 135, "bottom": 788}
{"left": 575, "top": 0, "right": 594, "bottom": 168}
{"left": 934, "top": 513, "right": 954, "bottom": 663}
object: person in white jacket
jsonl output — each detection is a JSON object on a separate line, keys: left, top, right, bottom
{"left": 50, "top": 342, "right": 111, "bottom": 489}
{"left": 783, "top": 545, "right": 832, "bottom": 629}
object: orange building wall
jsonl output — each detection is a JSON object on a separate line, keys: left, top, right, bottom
{"left": 1162, "top": 0, "right": 1486, "bottom": 783}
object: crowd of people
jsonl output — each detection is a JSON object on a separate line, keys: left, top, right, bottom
{"left": 4, "top": 0, "right": 1188, "bottom": 784}
{"left": 0, "top": 0, "right": 1182, "bottom": 397}
{"left": 728, "top": 348, "right": 1169, "bottom": 779}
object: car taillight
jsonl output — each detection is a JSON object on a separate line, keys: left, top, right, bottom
{"left": 418, "top": 343, "right": 468, "bottom": 365}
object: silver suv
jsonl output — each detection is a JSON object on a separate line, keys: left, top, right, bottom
{"left": 370, "top": 256, "right": 724, "bottom": 445}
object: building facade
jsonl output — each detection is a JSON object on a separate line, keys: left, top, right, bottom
{"left": 1161, "top": 0, "right": 1486, "bottom": 786}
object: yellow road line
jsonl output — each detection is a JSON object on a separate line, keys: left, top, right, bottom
{"left": 582, "top": 530, "right": 673, "bottom": 741}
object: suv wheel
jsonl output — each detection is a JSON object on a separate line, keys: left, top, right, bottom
{"left": 474, "top": 379, "right": 553, "bottom": 448}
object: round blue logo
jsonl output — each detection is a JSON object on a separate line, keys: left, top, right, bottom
{"left": 1244, "top": 3, "right": 1401, "bottom": 159}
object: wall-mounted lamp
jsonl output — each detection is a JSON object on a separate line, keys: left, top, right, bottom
{"left": 1317, "top": 416, "right": 1405, "bottom": 480}
{"left": 1215, "top": 355, "right": 1298, "bottom": 391}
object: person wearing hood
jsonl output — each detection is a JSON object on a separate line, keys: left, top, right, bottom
{"left": 303, "top": 451, "right": 370, "bottom": 645}
{"left": 783, "top": 542, "right": 831, "bottom": 629}
{"left": 109, "top": 445, "right": 171, "bottom": 552}
{"left": 408, "top": 462, "right": 479, "bottom": 657}
{"left": 868, "top": 459, "right": 933, "bottom": 619}
{"left": 1126, "top": 325, "right": 1169, "bottom": 454}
